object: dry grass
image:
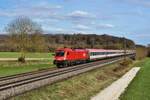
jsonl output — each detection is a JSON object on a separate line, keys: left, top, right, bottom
{"left": 13, "top": 58, "right": 134, "bottom": 100}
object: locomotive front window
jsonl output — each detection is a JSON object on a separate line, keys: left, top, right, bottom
{"left": 56, "top": 51, "right": 65, "bottom": 57}
{"left": 67, "top": 52, "right": 69, "bottom": 55}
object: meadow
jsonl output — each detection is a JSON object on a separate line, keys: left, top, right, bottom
{"left": 0, "top": 52, "right": 55, "bottom": 77}
{"left": 0, "top": 52, "right": 53, "bottom": 58}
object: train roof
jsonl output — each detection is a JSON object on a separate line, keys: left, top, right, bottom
{"left": 56, "top": 48, "right": 87, "bottom": 52}
{"left": 87, "top": 49, "right": 122, "bottom": 52}
{"left": 56, "top": 48, "right": 135, "bottom": 52}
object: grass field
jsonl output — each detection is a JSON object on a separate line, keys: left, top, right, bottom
{"left": 120, "top": 58, "right": 150, "bottom": 100}
{"left": 0, "top": 52, "right": 55, "bottom": 77}
{"left": 0, "top": 60, "right": 56, "bottom": 77}
{"left": 13, "top": 59, "right": 134, "bottom": 100}
{"left": 0, "top": 52, "right": 53, "bottom": 58}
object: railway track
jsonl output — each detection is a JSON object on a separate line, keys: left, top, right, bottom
{"left": 0, "top": 56, "right": 133, "bottom": 100}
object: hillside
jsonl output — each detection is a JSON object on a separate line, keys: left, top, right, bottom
{"left": 0, "top": 34, "right": 135, "bottom": 52}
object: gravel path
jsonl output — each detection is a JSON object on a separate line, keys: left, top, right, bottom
{"left": 0, "top": 58, "right": 50, "bottom": 61}
{"left": 91, "top": 67, "right": 140, "bottom": 100}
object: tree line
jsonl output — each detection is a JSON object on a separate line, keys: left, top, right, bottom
{"left": 0, "top": 34, "right": 136, "bottom": 52}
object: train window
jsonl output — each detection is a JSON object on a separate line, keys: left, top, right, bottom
{"left": 98, "top": 52, "right": 101, "bottom": 55}
{"left": 98, "top": 52, "right": 105, "bottom": 55}
{"left": 56, "top": 51, "right": 65, "bottom": 57}
{"left": 96, "top": 52, "right": 98, "bottom": 55}
{"left": 67, "top": 52, "right": 69, "bottom": 55}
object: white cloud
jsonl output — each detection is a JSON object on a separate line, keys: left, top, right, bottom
{"left": 30, "top": 2, "right": 62, "bottom": 11}
{"left": 42, "top": 26, "right": 65, "bottom": 33}
{"left": 91, "top": 22, "right": 116, "bottom": 28}
{"left": 68, "top": 11, "right": 88, "bottom": 16}
{"left": 0, "top": 2, "right": 115, "bottom": 33}
{"left": 97, "top": 23, "right": 115, "bottom": 28}
{"left": 0, "top": 2, "right": 62, "bottom": 18}
{"left": 42, "top": 26, "right": 75, "bottom": 33}
{"left": 0, "top": 2, "right": 112, "bottom": 28}
{"left": 67, "top": 10, "right": 96, "bottom": 19}
{"left": 33, "top": 18, "right": 59, "bottom": 24}
{"left": 73, "top": 24, "right": 91, "bottom": 30}
{"left": 64, "top": 10, "right": 99, "bottom": 24}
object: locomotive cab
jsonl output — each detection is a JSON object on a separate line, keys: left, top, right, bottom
{"left": 55, "top": 51, "right": 65, "bottom": 60}
{"left": 53, "top": 49, "right": 70, "bottom": 67}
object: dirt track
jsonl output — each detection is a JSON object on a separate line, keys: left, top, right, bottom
{"left": 0, "top": 58, "right": 50, "bottom": 61}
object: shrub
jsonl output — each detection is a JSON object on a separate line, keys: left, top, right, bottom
{"left": 18, "top": 57, "right": 25, "bottom": 63}
{"left": 113, "top": 58, "right": 133, "bottom": 72}
{"left": 120, "top": 58, "right": 133, "bottom": 67}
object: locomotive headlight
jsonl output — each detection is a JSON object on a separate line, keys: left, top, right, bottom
{"left": 64, "top": 57, "right": 66, "bottom": 60}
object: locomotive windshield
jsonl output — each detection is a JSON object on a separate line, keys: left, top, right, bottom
{"left": 56, "top": 51, "right": 65, "bottom": 57}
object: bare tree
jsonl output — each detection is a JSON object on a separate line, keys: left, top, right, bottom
{"left": 5, "top": 16, "right": 43, "bottom": 62}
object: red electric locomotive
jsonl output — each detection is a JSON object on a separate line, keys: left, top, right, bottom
{"left": 53, "top": 48, "right": 88, "bottom": 67}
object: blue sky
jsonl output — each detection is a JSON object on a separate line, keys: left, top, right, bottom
{"left": 0, "top": 0, "right": 150, "bottom": 45}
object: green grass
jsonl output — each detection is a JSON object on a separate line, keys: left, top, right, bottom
{"left": 13, "top": 59, "right": 133, "bottom": 100}
{"left": 0, "top": 52, "right": 53, "bottom": 58}
{"left": 120, "top": 58, "right": 150, "bottom": 100}
{"left": 0, "top": 52, "right": 55, "bottom": 77}
{"left": 0, "top": 52, "right": 56, "bottom": 77}
{"left": 0, "top": 60, "right": 56, "bottom": 77}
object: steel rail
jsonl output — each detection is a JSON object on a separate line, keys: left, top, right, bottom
{"left": 0, "top": 57, "right": 115, "bottom": 90}
{"left": 0, "top": 68, "right": 58, "bottom": 81}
